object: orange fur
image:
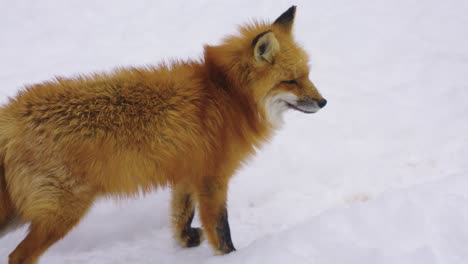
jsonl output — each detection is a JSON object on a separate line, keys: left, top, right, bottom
{"left": 0, "top": 6, "right": 325, "bottom": 263}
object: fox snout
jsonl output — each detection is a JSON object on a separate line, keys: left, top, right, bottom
{"left": 292, "top": 78, "right": 327, "bottom": 113}
{"left": 291, "top": 97, "right": 327, "bottom": 113}
{"left": 268, "top": 78, "right": 327, "bottom": 116}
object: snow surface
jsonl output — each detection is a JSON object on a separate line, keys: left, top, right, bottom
{"left": 1, "top": 0, "right": 468, "bottom": 263}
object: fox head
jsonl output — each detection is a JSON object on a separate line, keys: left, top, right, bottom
{"left": 204, "top": 6, "right": 326, "bottom": 127}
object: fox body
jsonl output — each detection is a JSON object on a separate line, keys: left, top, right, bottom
{"left": 0, "top": 6, "right": 326, "bottom": 263}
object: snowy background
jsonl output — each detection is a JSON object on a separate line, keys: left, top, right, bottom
{"left": 1, "top": 0, "right": 468, "bottom": 263}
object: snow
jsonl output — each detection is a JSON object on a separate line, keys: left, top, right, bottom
{"left": 1, "top": 0, "right": 468, "bottom": 263}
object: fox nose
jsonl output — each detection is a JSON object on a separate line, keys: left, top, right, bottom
{"left": 318, "top": 98, "right": 327, "bottom": 108}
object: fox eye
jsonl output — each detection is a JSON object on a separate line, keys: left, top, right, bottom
{"left": 282, "top": 80, "right": 298, "bottom": 85}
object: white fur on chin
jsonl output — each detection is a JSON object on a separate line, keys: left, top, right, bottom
{"left": 264, "top": 92, "right": 298, "bottom": 128}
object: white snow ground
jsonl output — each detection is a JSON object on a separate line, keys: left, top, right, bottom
{"left": 1, "top": 0, "right": 468, "bottom": 263}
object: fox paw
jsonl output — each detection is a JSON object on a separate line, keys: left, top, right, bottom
{"left": 180, "top": 227, "right": 204, "bottom": 248}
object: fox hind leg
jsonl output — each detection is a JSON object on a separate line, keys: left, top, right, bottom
{"left": 0, "top": 165, "right": 17, "bottom": 237}
{"left": 171, "top": 183, "right": 203, "bottom": 248}
{"left": 8, "top": 186, "right": 95, "bottom": 264}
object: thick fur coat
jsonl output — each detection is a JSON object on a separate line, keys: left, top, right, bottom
{"left": 0, "top": 6, "right": 326, "bottom": 264}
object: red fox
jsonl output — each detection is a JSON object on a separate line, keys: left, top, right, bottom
{"left": 0, "top": 6, "right": 326, "bottom": 263}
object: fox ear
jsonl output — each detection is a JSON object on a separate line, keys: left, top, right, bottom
{"left": 252, "top": 31, "right": 280, "bottom": 64}
{"left": 273, "top": 5, "right": 296, "bottom": 33}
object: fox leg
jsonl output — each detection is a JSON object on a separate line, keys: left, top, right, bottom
{"left": 8, "top": 186, "right": 95, "bottom": 264}
{"left": 0, "top": 194, "right": 18, "bottom": 238}
{"left": 0, "top": 166, "right": 14, "bottom": 229}
{"left": 0, "top": 191, "right": 14, "bottom": 231}
{"left": 196, "top": 179, "right": 235, "bottom": 254}
{"left": 171, "top": 183, "right": 203, "bottom": 248}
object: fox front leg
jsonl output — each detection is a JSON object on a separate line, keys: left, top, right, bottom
{"left": 171, "top": 183, "right": 204, "bottom": 248}
{"left": 215, "top": 207, "right": 235, "bottom": 254}
{"left": 197, "top": 179, "right": 235, "bottom": 254}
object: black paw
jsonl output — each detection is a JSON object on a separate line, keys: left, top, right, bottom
{"left": 216, "top": 245, "right": 236, "bottom": 255}
{"left": 182, "top": 227, "right": 204, "bottom": 248}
